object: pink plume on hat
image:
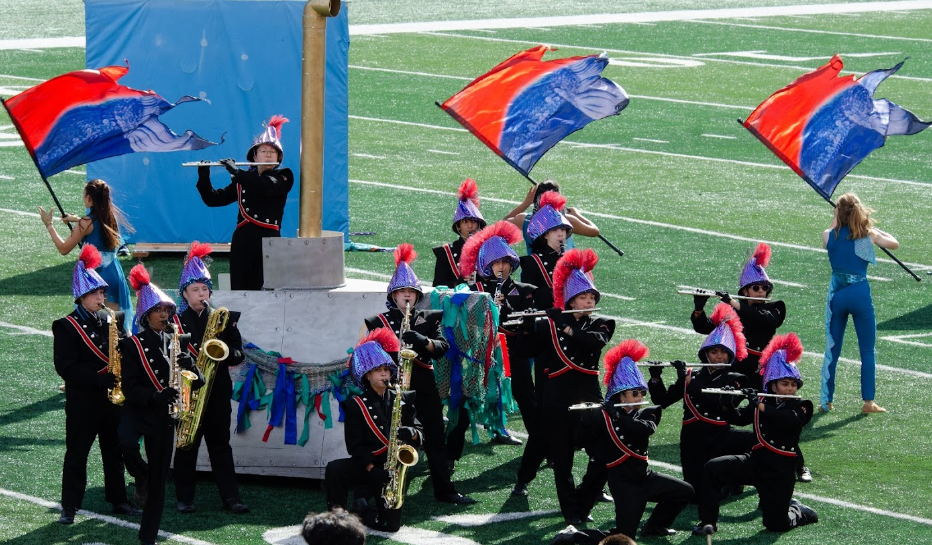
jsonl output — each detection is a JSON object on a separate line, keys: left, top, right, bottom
{"left": 267, "top": 115, "right": 289, "bottom": 138}
{"left": 603, "top": 339, "right": 649, "bottom": 387}
{"left": 458, "top": 178, "right": 480, "bottom": 207}
{"left": 752, "top": 242, "right": 772, "bottom": 268}
{"left": 760, "top": 333, "right": 803, "bottom": 370}
{"left": 459, "top": 220, "right": 521, "bottom": 278}
{"left": 79, "top": 243, "right": 102, "bottom": 270}
{"left": 359, "top": 327, "right": 401, "bottom": 354}
{"left": 129, "top": 263, "right": 151, "bottom": 292}
{"left": 539, "top": 190, "right": 566, "bottom": 212}
{"left": 394, "top": 243, "right": 416, "bottom": 267}
{"left": 552, "top": 248, "right": 598, "bottom": 310}
{"left": 710, "top": 302, "right": 748, "bottom": 361}
{"left": 185, "top": 241, "right": 212, "bottom": 264}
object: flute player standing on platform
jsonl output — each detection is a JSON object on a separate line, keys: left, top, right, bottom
{"left": 195, "top": 115, "right": 293, "bottom": 290}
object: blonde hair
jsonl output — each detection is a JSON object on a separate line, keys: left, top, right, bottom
{"left": 834, "top": 193, "right": 874, "bottom": 240}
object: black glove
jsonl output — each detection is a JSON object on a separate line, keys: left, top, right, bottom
{"left": 397, "top": 426, "right": 417, "bottom": 443}
{"left": 693, "top": 294, "right": 709, "bottom": 312}
{"left": 647, "top": 363, "right": 664, "bottom": 380}
{"left": 153, "top": 387, "right": 179, "bottom": 406}
{"left": 178, "top": 354, "right": 197, "bottom": 373}
{"left": 522, "top": 314, "right": 536, "bottom": 333}
{"left": 401, "top": 330, "right": 429, "bottom": 350}
{"left": 545, "top": 307, "right": 562, "bottom": 321}
{"left": 671, "top": 360, "right": 687, "bottom": 380}
{"left": 219, "top": 158, "right": 238, "bottom": 175}
{"left": 219, "top": 325, "right": 242, "bottom": 347}
{"left": 743, "top": 388, "right": 759, "bottom": 405}
{"left": 96, "top": 372, "right": 117, "bottom": 389}
{"left": 197, "top": 161, "right": 211, "bottom": 178}
{"left": 369, "top": 467, "right": 389, "bottom": 486}
{"left": 718, "top": 291, "right": 732, "bottom": 304}
{"left": 601, "top": 399, "right": 620, "bottom": 420}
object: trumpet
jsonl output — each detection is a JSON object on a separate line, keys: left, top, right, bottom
{"left": 677, "top": 286, "right": 770, "bottom": 302}
{"left": 568, "top": 401, "right": 649, "bottom": 411}
{"left": 501, "top": 308, "right": 601, "bottom": 327}
{"left": 701, "top": 388, "right": 801, "bottom": 400}
{"left": 637, "top": 361, "right": 729, "bottom": 368}
{"left": 182, "top": 161, "right": 279, "bottom": 167}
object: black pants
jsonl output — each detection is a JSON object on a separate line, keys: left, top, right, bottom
{"left": 680, "top": 424, "right": 756, "bottom": 500}
{"left": 410, "top": 366, "right": 457, "bottom": 497}
{"left": 325, "top": 458, "right": 403, "bottom": 531}
{"left": 515, "top": 359, "right": 548, "bottom": 484}
{"left": 230, "top": 224, "right": 279, "bottom": 290}
{"left": 61, "top": 388, "right": 128, "bottom": 509}
{"left": 120, "top": 416, "right": 175, "bottom": 543}
{"left": 172, "top": 393, "right": 240, "bottom": 505}
{"left": 509, "top": 356, "right": 537, "bottom": 433}
{"left": 444, "top": 406, "right": 471, "bottom": 462}
{"left": 699, "top": 452, "right": 802, "bottom": 532}
{"left": 607, "top": 469, "right": 694, "bottom": 537}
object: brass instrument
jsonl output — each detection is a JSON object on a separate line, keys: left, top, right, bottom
{"left": 176, "top": 301, "right": 229, "bottom": 449}
{"left": 166, "top": 324, "right": 198, "bottom": 421}
{"left": 382, "top": 302, "right": 419, "bottom": 510}
{"left": 104, "top": 306, "right": 125, "bottom": 405}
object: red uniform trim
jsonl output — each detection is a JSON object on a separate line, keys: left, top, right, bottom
{"left": 531, "top": 255, "right": 553, "bottom": 288}
{"left": 601, "top": 409, "right": 648, "bottom": 468}
{"left": 681, "top": 371, "right": 727, "bottom": 427}
{"left": 545, "top": 319, "right": 597, "bottom": 378}
{"left": 236, "top": 184, "right": 280, "bottom": 231}
{"left": 132, "top": 336, "right": 163, "bottom": 392}
{"left": 172, "top": 316, "right": 200, "bottom": 358}
{"left": 354, "top": 396, "right": 388, "bottom": 455}
{"left": 64, "top": 316, "right": 109, "bottom": 372}
{"left": 752, "top": 408, "right": 797, "bottom": 457}
{"left": 442, "top": 244, "right": 459, "bottom": 280}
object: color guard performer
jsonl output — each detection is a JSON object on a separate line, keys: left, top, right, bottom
{"left": 432, "top": 178, "right": 486, "bottom": 288}
{"left": 196, "top": 115, "right": 293, "bottom": 290}
{"left": 361, "top": 244, "right": 476, "bottom": 504}
{"left": 53, "top": 245, "right": 140, "bottom": 524}
{"left": 171, "top": 242, "right": 249, "bottom": 514}
{"left": 119, "top": 264, "right": 204, "bottom": 545}
{"left": 325, "top": 328, "right": 424, "bottom": 532}
{"left": 504, "top": 180, "right": 600, "bottom": 255}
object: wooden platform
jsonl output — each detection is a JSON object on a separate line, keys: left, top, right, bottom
{"left": 131, "top": 242, "right": 231, "bottom": 258}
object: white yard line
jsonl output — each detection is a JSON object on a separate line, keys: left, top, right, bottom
{"left": 0, "top": 321, "right": 52, "bottom": 337}
{"left": 690, "top": 20, "right": 932, "bottom": 43}
{"left": 701, "top": 134, "right": 738, "bottom": 139}
{"left": 633, "top": 137, "right": 670, "bottom": 144}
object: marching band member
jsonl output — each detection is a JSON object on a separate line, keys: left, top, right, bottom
{"left": 458, "top": 220, "right": 537, "bottom": 448}
{"left": 693, "top": 333, "right": 818, "bottom": 536}
{"left": 518, "top": 191, "right": 572, "bottom": 311}
{"left": 514, "top": 249, "right": 615, "bottom": 524}
{"left": 648, "top": 303, "right": 755, "bottom": 501}
{"left": 581, "top": 340, "right": 693, "bottom": 539}
{"left": 195, "top": 115, "right": 293, "bottom": 290}
{"left": 821, "top": 193, "right": 899, "bottom": 414}
{"left": 324, "top": 328, "right": 424, "bottom": 532}
{"left": 52, "top": 244, "right": 139, "bottom": 524}
{"left": 119, "top": 264, "right": 204, "bottom": 545}
{"left": 361, "top": 244, "right": 476, "bottom": 505}
{"left": 171, "top": 242, "right": 248, "bottom": 515}
{"left": 432, "top": 178, "right": 486, "bottom": 289}
{"left": 504, "top": 180, "right": 600, "bottom": 255}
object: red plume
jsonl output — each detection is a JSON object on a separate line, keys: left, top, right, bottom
{"left": 603, "top": 339, "right": 649, "bottom": 386}
{"left": 552, "top": 248, "right": 598, "bottom": 310}
{"left": 267, "top": 115, "right": 289, "bottom": 138}
{"left": 359, "top": 327, "right": 401, "bottom": 354}
{"left": 79, "top": 244, "right": 102, "bottom": 270}
{"left": 539, "top": 191, "right": 566, "bottom": 212}
{"left": 457, "top": 178, "right": 480, "bottom": 207}
{"left": 752, "top": 242, "right": 772, "bottom": 268}
{"left": 186, "top": 241, "right": 213, "bottom": 264}
{"left": 710, "top": 302, "right": 747, "bottom": 361}
{"left": 129, "top": 263, "right": 151, "bottom": 292}
{"left": 759, "top": 333, "right": 803, "bottom": 372}
{"left": 459, "top": 221, "right": 521, "bottom": 277}
{"left": 394, "top": 243, "right": 416, "bottom": 267}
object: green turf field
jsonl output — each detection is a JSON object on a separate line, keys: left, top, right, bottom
{"left": 3, "top": 1, "right": 932, "bottom": 544}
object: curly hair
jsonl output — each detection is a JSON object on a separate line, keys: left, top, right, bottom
{"left": 301, "top": 508, "right": 366, "bottom": 545}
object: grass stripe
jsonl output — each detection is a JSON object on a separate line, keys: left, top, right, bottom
{"left": 690, "top": 20, "right": 932, "bottom": 43}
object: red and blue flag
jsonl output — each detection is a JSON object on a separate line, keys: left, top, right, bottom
{"left": 1, "top": 65, "right": 218, "bottom": 178}
{"left": 743, "top": 55, "right": 929, "bottom": 200}
{"left": 441, "top": 45, "right": 629, "bottom": 177}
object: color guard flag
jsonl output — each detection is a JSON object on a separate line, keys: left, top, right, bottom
{"left": 742, "top": 55, "right": 929, "bottom": 200}
{"left": 1, "top": 64, "right": 218, "bottom": 178}
{"left": 440, "top": 45, "right": 629, "bottom": 177}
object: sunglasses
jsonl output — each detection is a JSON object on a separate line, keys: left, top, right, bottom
{"left": 748, "top": 284, "right": 769, "bottom": 292}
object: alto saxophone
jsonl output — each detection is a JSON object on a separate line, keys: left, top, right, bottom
{"left": 175, "top": 301, "right": 229, "bottom": 449}
{"left": 381, "top": 303, "right": 419, "bottom": 510}
{"left": 166, "top": 324, "right": 198, "bottom": 421}
{"left": 104, "top": 306, "right": 125, "bottom": 405}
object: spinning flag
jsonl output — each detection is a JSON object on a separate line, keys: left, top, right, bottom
{"left": 1, "top": 64, "right": 218, "bottom": 178}
{"left": 440, "top": 45, "right": 629, "bottom": 177}
{"left": 742, "top": 55, "right": 929, "bottom": 200}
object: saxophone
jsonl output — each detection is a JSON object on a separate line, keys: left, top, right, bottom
{"left": 166, "top": 324, "right": 198, "bottom": 421}
{"left": 176, "top": 301, "right": 229, "bottom": 449}
{"left": 104, "top": 306, "right": 125, "bottom": 405}
{"left": 381, "top": 303, "right": 419, "bottom": 510}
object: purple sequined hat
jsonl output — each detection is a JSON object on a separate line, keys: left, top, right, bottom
{"left": 459, "top": 221, "right": 524, "bottom": 279}
{"left": 699, "top": 323, "right": 737, "bottom": 363}
{"left": 178, "top": 242, "right": 213, "bottom": 313}
{"left": 387, "top": 243, "right": 422, "bottom": 305}
{"left": 477, "top": 237, "right": 520, "bottom": 278}
{"left": 738, "top": 242, "right": 773, "bottom": 291}
{"left": 350, "top": 328, "right": 400, "bottom": 387}
{"left": 452, "top": 179, "right": 486, "bottom": 234}
{"left": 72, "top": 244, "right": 108, "bottom": 302}
{"left": 563, "top": 269, "right": 599, "bottom": 305}
{"left": 130, "top": 264, "right": 176, "bottom": 323}
{"left": 604, "top": 340, "right": 650, "bottom": 400}
{"left": 553, "top": 249, "right": 599, "bottom": 309}
{"left": 526, "top": 192, "right": 573, "bottom": 242}
{"left": 760, "top": 333, "right": 804, "bottom": 393}
{"left": 698, "top": 303, "right": 748, "bottom": 364}
{"left": 246, "top": 115, "right": 288, "bottom": 162}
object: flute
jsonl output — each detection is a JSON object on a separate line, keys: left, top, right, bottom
{"left": 637, "top": 361, "right": 730, "bottom": 368}
{"left": 701, "top": 388, "right": 801, "bottom": 400}
{"left": 677, "top": 287, "right": 771, "bottom": 302}
{"left": 501, "top": 308, "right": 602, "bottom": 326}
{"left": 568, "top": 401, "right": 649, "bottom": 411}
{"left": 181, "top": 161, "right": 279, "bottom": 167}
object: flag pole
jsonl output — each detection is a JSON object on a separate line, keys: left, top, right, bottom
{"left": 738, "top": 118, "right": 919, "bottom": 282}
{"left": 1, "top": 97, "right": 73, "bottom": 233}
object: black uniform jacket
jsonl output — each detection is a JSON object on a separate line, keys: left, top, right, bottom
{"left": 341, "top": 387, "right": 424, "bottom": 468}
{"left": 730, "top": 397, "right": 813, "bottom": 462}
{"left": 363, "top": 307, "right": 449, "bottom": 371}
{"left": 119, "top": 328, "right": 205, "bottom": 433}
{"left": 649, "top": 368, "right": 748, "bottom": 429}
{"left": 585, "top": 405, "right": 662, "bottom": 477}
{"left": 693, "top": 301, "right": 787, "bottom": 356}
{"left": 197, "top": 167, "right": 294, "bottom": 232}
{"left": 472, "top": 275, "right": 537, "bottom": 356}
{"left": 53, "top": 309, "right": 125, "bottom": 390}
{"left": 432, "top": 238, "right": 466, "bottom": 289}
{"left": 172, "top": 307, "right": 246, "bottom": 400}
{"left": 519, "top": 247, "right": 560, "bottom": 310}
{"left": 529, "top": 313, "right": 615, "bottom": 379}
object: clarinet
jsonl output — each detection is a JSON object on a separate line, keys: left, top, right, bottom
{"left": 493, "top": 271, "right": 504, "bottom": 307}
{"left": 559, "top": 240, "right": 565, "bottom": 255}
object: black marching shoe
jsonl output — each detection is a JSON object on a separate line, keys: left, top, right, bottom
{"left": 223, "top": 498, "right": 250, "bottom": 514}
{"left": 598, "top": 489, "right": 614, "bottom": 503}
{"left": 112, "top": 502, "right": 143, "bottom": 516}
{"left": 491, "top": 433, "right": 523, "bottom": 446}
{"left": 641, "top": 525, "right": 677, "bottom": 537}
{"left": 790, "top": 498, "right": 819, "bottom": 526}
{"left": 58, "top": 507, "right": 77, "bottom": 525}
{"left": 511, "top": 481, "right": 529, "bottom": 497}
{"left": 797, "top": 466, "right": 813, "bottom": 483}
{"left": 692, "top": 523, "right": 717, "bottom": 535}
{"left": 177, "top": 501, "right": 196, "bottom": 514}
{"left": 436, "top": 492, "right": 477, "bottom": 505}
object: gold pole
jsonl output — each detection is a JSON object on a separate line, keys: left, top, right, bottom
{"left": 299, "top": 0, "right": 340, "bottom": 238}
